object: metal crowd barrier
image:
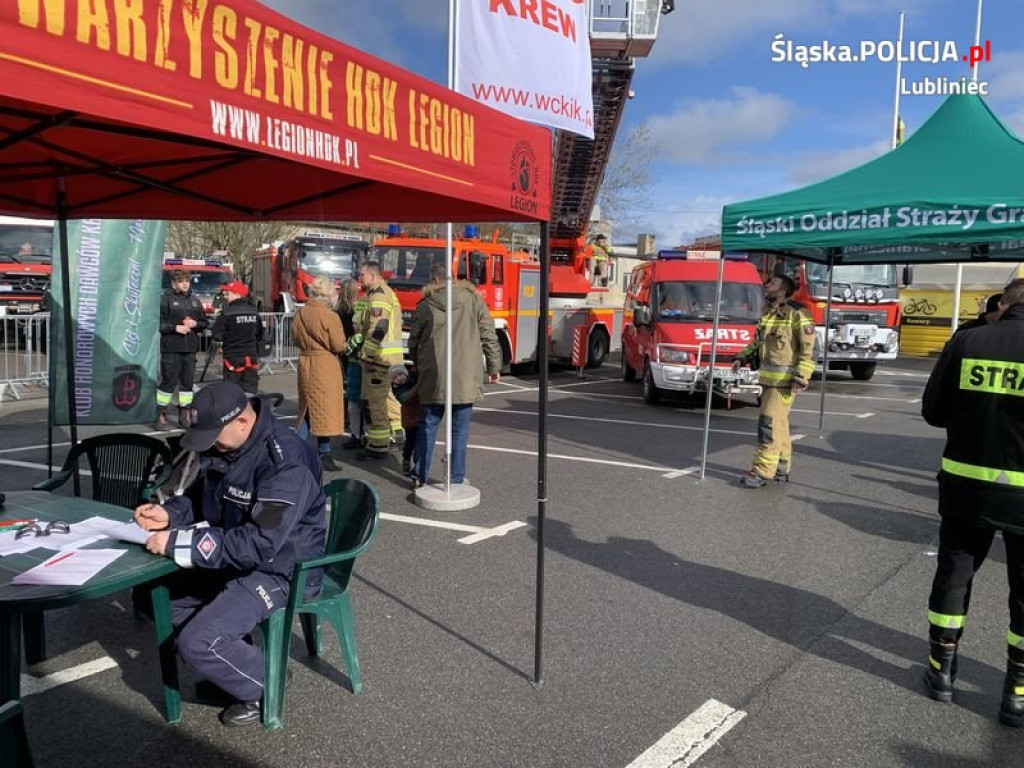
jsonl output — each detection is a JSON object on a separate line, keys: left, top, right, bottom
{"left": 0, "top": 312, "right": 302, "bottom": 405}
{"left": 0, "top": 313, "right": 49, "bottom": 401}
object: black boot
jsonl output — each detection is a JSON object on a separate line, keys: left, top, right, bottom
{"left": 923, "top": 640, "right": 958, "bottom": 702}
{"left": 178, "top": 406, "right": 192, "bottom": 429}
{"left": 154, "top": 409, "right": 171, "bottom": 431}
{"left": 999, "top": 660, "right": 1024, "bottom": 727}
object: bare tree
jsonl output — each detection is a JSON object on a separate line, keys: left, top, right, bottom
{"left": 597, "top": 122, "right": 656, "bottom": 231}
{"left": 166, "top": 221, "right": 299, "bottom": 277}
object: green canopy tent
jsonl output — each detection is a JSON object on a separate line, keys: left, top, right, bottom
{"left": 693, "top": 94, "right": 1024, "bottom": 478}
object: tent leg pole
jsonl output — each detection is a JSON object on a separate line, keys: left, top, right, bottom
{"left": 56, "top": 188, "right": 79, "bottom": 492}
{"left": 533, "top": 220, "right": 550, "bottom": 687}
{"left": 699, "top": 256, "right": 725, "bottom": 480}
{"left": 817, "top": 255, "right": 835, "bottom": 433}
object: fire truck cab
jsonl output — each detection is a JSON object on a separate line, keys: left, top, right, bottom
{"left": 162, "top": 256, "right": 233, "bottom": 316}
{"left": 250, "top": 233, "right": 368, "bottom": 313}
{"left": 621, "top": 251, "right": 763, "bottom": 405}
{"left": 0, "top": 216, "right": 53, "bottom": 317}
{"left": 371, "top": 226, "right": 542, "bottom": 371}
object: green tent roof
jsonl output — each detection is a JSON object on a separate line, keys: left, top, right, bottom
{"left": 721, "top": 94, "right": 1024, "bottom": 264}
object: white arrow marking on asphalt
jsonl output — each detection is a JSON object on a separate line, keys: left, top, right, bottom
{"left": 380, "top": 513, "right": 527, "bottom": 545}
{"left": 21, "top": 656, "right": 119, "bottom": 697}
{"left": 624, "top": 699, "right": 746, "bottom": 768}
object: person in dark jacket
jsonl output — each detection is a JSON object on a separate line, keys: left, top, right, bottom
{"left": 211, "top": 281, "right": 263, "bottom": 395}
{"left": 157, "top": 269, "right": 209, "bottom": 430}
{"left": 135, "top": 381, "right": 326, "bottom": 727}
{"left": 921, "top": 278, "right": 1024, "bottom": 726}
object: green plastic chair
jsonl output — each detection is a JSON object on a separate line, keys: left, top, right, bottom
{"left": 33, "top": 433, "right": 173, "bottom": 508}
{"left": 27, "top": 433, "right": 173, "bottom": 663}
{"left": 0, "top": 700, "right": 34, "bottom": 768}
{"left": 259, "top": 477, "right": 381, "bottom": 729}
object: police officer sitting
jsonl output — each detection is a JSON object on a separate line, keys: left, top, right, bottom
{"left": 922, "top": 278, "right": 1024, "bottom": 726}
{"left": 211, "top": 281, "right": 264, "bottom": 395}
{"left": 135, "top": 381, "right": 326, "bottom": 727}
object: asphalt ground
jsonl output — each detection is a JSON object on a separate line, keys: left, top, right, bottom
{"left": 1, "top": 355, "right": 1022, "bottom": 768}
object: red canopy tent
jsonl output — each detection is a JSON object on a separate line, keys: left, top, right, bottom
{"left": 0, "top": 0, "right": 550, "bottom": 221}
{"left": 0, "top": 0, "right": 558, "bottom": 685}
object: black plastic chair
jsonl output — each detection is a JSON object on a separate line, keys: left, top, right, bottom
{"left": 258, "top": 478, "right": 381, "bottom": 729}
{"left": 33, "top": 433, "right": 173, "bottom": 508}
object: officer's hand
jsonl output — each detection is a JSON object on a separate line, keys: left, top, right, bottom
{"left": 175, "top": 324, "right": 189, "bottom": 335}
{"left": 487, "top": 373, "right": 500, "bottom": 384}
{"left": 731, "top": 359, "right": 742, "bottom": 374}
{"left": 145, "top": 531, "right": 171, "bottom": 556}
{"left": 183, "top": 316, "right": 197, "bottom": 329}
{"left": 792, "top": 377, "right": 809, "bottom": 394}
{"left": 134, "top": 503, "right": 169, "bottom": 531}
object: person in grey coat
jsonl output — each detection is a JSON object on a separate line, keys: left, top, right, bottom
{"left": 407, "top": 265, "right": 501, "bottom": 488}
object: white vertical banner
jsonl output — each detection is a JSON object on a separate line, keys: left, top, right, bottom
{"left": 456, "top": 0, "right": 594, "bottom": 139}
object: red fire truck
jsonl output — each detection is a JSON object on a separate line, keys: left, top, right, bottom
{"left": 0, "top": 216, "right": 53, "bottom": 317}
{"left": 370, "top": 226, "right": 621, "bottom": 370}
{"left": 250, "top": 233, "right": 369, "bottom": 313}
{"left": 621, "top": 251, "right": 764, "bottom": 406}
{"left": 161, "top": 256, "right": 233, "bottom": 316}
{"left": 746, "top": 252, "right": 901, "bottom": 381}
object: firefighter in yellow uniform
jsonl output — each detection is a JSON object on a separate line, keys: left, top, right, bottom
{"left": 732, "top": 273, "right": 816, "bottom": 488}
{"left": 356, "top": 262, "right": 405, "bottom": 460}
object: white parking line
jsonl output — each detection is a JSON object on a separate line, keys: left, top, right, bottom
{"left": 825, "top": 393, "right": 920, "bottom": 404}
{"left": 474, "top": 407, "right": 757, "bottom": 437}
{"left": 380, "top": 512, "right": 527, "bottom": 545}
{"left": 791, "top": 408, "right": 874, "bottom": 419}
{"left": 625, "top": 699, "right": 747, "bottom": 768}
{"left": 21, "top": 656, "right": 119, "bottom": 697}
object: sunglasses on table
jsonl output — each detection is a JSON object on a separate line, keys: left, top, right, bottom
{"left": 15, "top": 521, "right": 71, "bottom": 539}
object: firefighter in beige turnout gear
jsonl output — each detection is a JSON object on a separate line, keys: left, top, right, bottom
{"left": 732, "top": 274, "right": 816, "bottom": 488}
{"left": 356, "top": 262, "right": 404, "bottom": 460}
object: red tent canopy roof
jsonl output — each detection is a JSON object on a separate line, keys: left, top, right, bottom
{"left": 0, "top": 0, "right": 551, "bottom": 222}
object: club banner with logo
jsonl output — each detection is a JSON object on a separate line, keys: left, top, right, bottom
{"left": 457, "top": 0, "right": 594, "bottom": 139}
{"left": 49, "top": 220, "right": 165, "bottom": 426}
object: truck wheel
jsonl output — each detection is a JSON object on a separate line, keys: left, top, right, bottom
{"left": 642, "top": 359, "right": 661, "bottom": 404}
{"left": 498, "top": 331, "right": 513, "bottom": 375}
{"left": 586, "top": 329, "right": 608, "bottom": 369}
{"left": 621, "top": 351, "right": 636, "bottom": 382}
{"left": 849, "top": 362, "right": 876, "bottom": 381}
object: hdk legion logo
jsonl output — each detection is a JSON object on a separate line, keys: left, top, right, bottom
{"left": 509, "top": 140, "right": 539, "bottom": 215}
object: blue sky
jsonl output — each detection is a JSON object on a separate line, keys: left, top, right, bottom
{"left": 261, "top": 1, "right": 1024, "bottom": 248}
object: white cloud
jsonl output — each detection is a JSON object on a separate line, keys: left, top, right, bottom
{"left": 628, "top": 194, "right": 736, "bottom": 249}
{"left": 1003, "top": 108, "right": 1024, "bottom": 138}
{"left": 791, "top": 138, "right": 890, "bottom": 185}
{"left": 983, "top": 49, "right": 1024, "bottom": 103}
{"left": 645, "top": 88, "right": 800, "bottom": 165}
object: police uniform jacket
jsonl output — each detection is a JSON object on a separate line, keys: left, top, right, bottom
{"left": 159, "top": 288, "right": 208, "bottom": 354}
{"left": 161, "top": 398, "right": 327, "bottom": 588}
{"left": 211, "top": 298, "right": 264, "bottom": 364}
{"left": 359, "top": 283, "right": 403, "bottom": 370}
{"left": 737, "top": 300, "right": 816, "bottom": 388}
{"left": 923, "top": 303, "right": 1024, "bottom": 532}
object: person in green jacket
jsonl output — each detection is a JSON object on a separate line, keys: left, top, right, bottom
{"left": 407, "top": 265, "right": 501, "bottom": 489}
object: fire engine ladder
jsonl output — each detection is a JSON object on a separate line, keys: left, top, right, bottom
{"left": 549, "top": 1, "right": 673, "bottom": 239}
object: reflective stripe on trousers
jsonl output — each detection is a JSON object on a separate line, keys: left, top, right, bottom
{"left": 752, "top": 387, "right": 794, "bottom": 478}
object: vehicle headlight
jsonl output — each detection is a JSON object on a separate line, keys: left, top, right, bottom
{"left": 843, "top": 287, "right": 853, "bottom": 300}
{"left": 854, "top": 288, "right": 864, "bottom": 301}
{"left": 660, "top": 348, "right": 690, "bottom": 364}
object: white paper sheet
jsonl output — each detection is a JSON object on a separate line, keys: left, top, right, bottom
{"left": 103, "top": 521, "right": 151, "bottom": 545}
{"left": 0, "top": 538, "right": 49, "bottom": 557}
{"left": 11, "top": 548, "right": 126, "bottom": 586}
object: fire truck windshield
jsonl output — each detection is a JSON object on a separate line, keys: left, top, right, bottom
{"left": 655, "top": 281, "right": 763, "bottom": 323}
{"left": 0, "top": 226, "right": 53, "bottom": 263}
{"left": 805, "top": 263, "right": 896, "bottom": 287}
{"left": 299, "top": 247, "right": 361, "bottom": 278}
{"left": 162, "top": 271, "right": 230, "bottom": 294}
{"left": 372, "top": 246, "right": 447, "bottom": 286}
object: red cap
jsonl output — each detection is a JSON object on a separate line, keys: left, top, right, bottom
{"left": 220, "top": 281, "right": 248, "bottom": 297}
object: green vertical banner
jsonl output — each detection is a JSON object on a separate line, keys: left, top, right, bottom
{"left": 49, "top": 219, "right": 165, "bottom": 426}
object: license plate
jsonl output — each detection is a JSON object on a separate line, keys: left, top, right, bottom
{"left": 0, "top": 285, "right": 12, "bottom": 292}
